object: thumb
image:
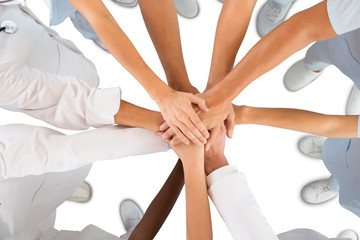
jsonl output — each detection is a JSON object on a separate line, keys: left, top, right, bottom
{"left": 188, "top": 94, "right": 208, "bottom": 112}
{"left": 205, "top": 126, "right": 221, "bottom": 151}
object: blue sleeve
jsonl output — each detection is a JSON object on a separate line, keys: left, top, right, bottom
{"left": 327, "top": 0, "right": 360, "bottom": 35}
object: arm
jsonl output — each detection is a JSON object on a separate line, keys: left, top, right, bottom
{"left": 129, "top": 160, "right": 184, "bottom": 240}
{"left": 173, "top": 144, "right": 212, "bottom": 240}
{"left": 198, "top": 0, "right": 338, "bottom": 142}
{"left": 0, "top": 124, "right": 169, "bottom": 180}
{"left": 67, "top": 0, "right": 209, "bottom": 145}
{"left": 235, "top": 106, "right": 359, "bottom": 138}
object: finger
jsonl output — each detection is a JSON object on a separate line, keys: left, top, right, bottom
{"left": 163, "top": 128, "right": 176, "bottom": 140}
{"left": 168, "top": 123, "right": 190, "bottom": 145}
{"left": 170, "top": 136, "right": 182, "bottom": 146}
{"left": 188, "top": 94, "right": 208, "bottom": 112}
{"left": 205, "top": 127, "right": 221, "bottom": 151}
{"left": 183, "top": 116, "right": 207, "bottom": 144}
{"left": 225, "top": 115, "right": 235, "bottom": 139}
{"left": 175, "top": 120, "right": 203, "bottom": 146}
{"left": 159, "top": 122, "right": 170, "bottom": 131}
{"left": 188, "top": 110, "right": 210, "bottom": 139}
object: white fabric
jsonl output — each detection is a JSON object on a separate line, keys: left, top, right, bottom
{"left": 0, "top": 0, "right": 20, "bottom": 5}
{"left": 0, "top": 5, "right": 122, "bottom": 130}
{"left": 327, "top": 0, "right": 360, "bottom": 35}
{"left": 207, "top": 165, "right": 279, "bottom": 240}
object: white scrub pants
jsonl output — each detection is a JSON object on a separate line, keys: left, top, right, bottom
{"left": 207, "top": 165, "right": 350, "bottom": 240}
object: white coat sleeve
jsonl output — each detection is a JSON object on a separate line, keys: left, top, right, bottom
{"left": 0, "top": 124, "right": 169, "bottom": 180}
{"left": 0, "top": 64, "right": 121, "bottom": 130}
{"left": 207, "top": 165, "right": 279, "bottom": 240}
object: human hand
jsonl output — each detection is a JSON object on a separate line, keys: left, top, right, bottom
{"left": 172, "top": 142, "right": 204, "bottom": 167}
{"left": 155, "top": 88, "right": 210, "bottom": 146}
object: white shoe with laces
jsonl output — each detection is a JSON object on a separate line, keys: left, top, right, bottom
{"left": 337, "top": 230, "right": 358, "bottom": 240}
{"left": 112, "top": 0, "right": 138, "bottom": 8}
{"left": 256, "top": 0, "right": 295, "bottom": 37}
{"left": 284, "top": 59, "right": 324, "bottom": 91}
{"left": 346, "top": 85, "right": 360, "bottom": 115}
{"left": 301, "top": 179, "right": 338, "bottom": 204}
{"left": 120, "top": 199, "right": 143, "bottom": 238}
{"left": 298, "top": 136, "right": 327, "bottom": 159}
{"left": 174, "top": 0, "right": 199, "bottom": 19}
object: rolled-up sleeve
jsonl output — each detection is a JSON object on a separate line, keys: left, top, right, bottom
{"left": 0, "top": 65, "right": 121, "bottom": 130}
{"left": 327, "top": 0, "right": 360, "bottom": 35}
{"left": 0, "top": 124, "right": 169, "bottom": 180}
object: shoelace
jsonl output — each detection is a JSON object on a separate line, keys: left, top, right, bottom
{"left": 310, "top": 139, "right": 323, "bottom": 155}
{"left": 266, "top": 1, "right": 284, "bottom": 23}
{"left": 321, "top": 184, "right": 332, "bottom": 193}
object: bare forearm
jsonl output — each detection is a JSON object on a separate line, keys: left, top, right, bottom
{"left": 211, "top": 1, "right": 337, "bottom": 104}
{"left": 130, "top": 160, "right": 184, "bottom": 240}
{"left": 235, "top": 106, "right": 359, "bottom": 138}
{"left": 68, "top": 0, "right": 169, "bottom": 99}
{"left": 207, "top": 0, "right": 256, "bottom": 89}
{"left": 138, "top": 0, "right": 193, "bottom": 92}
{"left": 114, "top": 101, "right": 163, "bottom": 131}
{"left": 183, "top": 160, "right": 212, "bottom": 240}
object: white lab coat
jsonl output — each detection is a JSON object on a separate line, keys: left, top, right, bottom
{"left": 0, "top": 3, "right": 169, "bottom": 239}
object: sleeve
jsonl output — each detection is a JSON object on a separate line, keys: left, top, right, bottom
{"left": 358, "top": 115, "right": 360, "bottom": 138}
{"left": 0, "top": 124, "right": 169, "bottom": 180}
{"left": 327, "top": 0, "right": 360, "bottom": 35}
{"left": 207, "top": 165, "right": 279, "bottom": 240}
{"left": 0, "top": 65, "right": 121, "bottom": 130}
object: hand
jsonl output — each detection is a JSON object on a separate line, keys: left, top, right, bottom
{"left": 155, "top": 89, "right": 210, "bottom": 146}
{"left": 172, "top": 142, "right": 204, "bottom": 166}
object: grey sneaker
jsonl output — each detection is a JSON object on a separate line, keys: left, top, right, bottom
{"left": 337, "top": 230, "right": 358, "bottom": 240}
{"left": 298, "top": 136, "right": 327, "bottom": 159}
{"left": 67, "top": 181, "right": 92, "bottom": 203}
{"left": 174, "top": 0, "right": 199, "bottom": 19}
{"left": 112, "top": 0, "right": 138, "bottom": 8}
{"left": 256, "top": 0, "right": 295, "bottom": 37}
{"left": 301, "top": 179, "right": 338, "bottom": 204}
{"left": 120, "top": 199, "right": 144, "bottom": 231}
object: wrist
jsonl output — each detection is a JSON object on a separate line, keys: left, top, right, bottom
{"left": 169, "top": 82, "right": 199, "bottom": 94}
{"left": 152, "top": 85, "right": 173, "bottom": 103}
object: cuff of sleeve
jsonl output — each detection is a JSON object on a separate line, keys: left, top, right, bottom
{"left": 207, "top": 165, "right": 242, "bottom": 188}
{"left": 358, "top": 116, "right": 360, "bottom": 138}
{"left": 86, "top": 87, "right": 121, "bottom": 128}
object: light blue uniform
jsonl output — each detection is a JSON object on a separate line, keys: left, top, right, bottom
{"left": 278, "top": 229, "right": 349, "bottom": 240}
{"left": 321, "top": 117, "right": 360, "bottom": 218}
{"left": 46, "top": 0, "right": 98, "bottom": 40}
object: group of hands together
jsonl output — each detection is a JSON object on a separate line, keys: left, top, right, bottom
{"left": 154, "top": 85, "right": 235, "bottom": 152}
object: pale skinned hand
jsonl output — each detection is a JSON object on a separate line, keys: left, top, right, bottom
{"left": 155, "top": 89, "right": 210, "bottom": 146}
{"left": 172, "top": 142, "right": 204, "bottom": 166}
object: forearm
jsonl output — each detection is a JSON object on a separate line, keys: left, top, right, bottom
{"left": 183, "top": 159, "right": 212, "bottom": 240}
{"left": 210, "top": 1, "right": 337, "bottom": 104}
{"left": 235, "top": 106, "right": 359, "bottom": 138}
{"left": 138, "top": 0, "right": 194, "bottom": 92}
{"left": 114, "top": 101, "right": 164, "bottom": 131}
{"left": 68, "top": 0, "right": 169, "bottom": 99}
{"left": 207, "top": 0, "right": 256, "bottom": 89}
{"left": 130, "top": 160, "right": 184, "bottom": 240}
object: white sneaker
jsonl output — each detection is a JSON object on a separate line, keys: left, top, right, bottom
{"left": 337, "top": 230, "right": 358, "bottom": 240}
{"left": 298, "top": 136, "right": 326, "bottom": 159}
{"left": 174, "top": 0, "right": 199, "bottom": 19}
{"left": 67, "top": 181, "right": 92, "bottom": 203}
{"left": 120, "top": 199, "right": 144, "bottom": 232}
{"left": 346, "top": 85, "right": 360, "bottom": 115}
{"left": 284, "top": 59, "right": 323, "bottom": 91}
{"left": 93, "top": 39, "right": 109, "bottom": 52}
{"left": 256, "top": 0, "right": 295, "bottom": 37}
{"left": 112, "top": 0, "right": 138, "bottom": 8}
{"left": 301, "top": 179, "right": 338, "bottom": 204}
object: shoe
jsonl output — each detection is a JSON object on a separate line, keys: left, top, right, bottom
{"left": 67, "top": 181, "right": 92, "bottom": 203}
{"left": 93, "top": 39, "right": 109, "bottom": 52}
{"left": 346, "top": 85, "right": 360, "bottom": 115}
{"left": 256, "top": 0, "right": 295, "bottom": 37}
{"left": 284, "top": 59, "right": 323, "bottom": 91}
{"left": 298, "top": 136, "right": 326, "bottom": 159}
{"left": 337, "top": 230, "right": 358, "bottom": 240}
{"left": 112, "top": 0, "right": 138, "bottom": 8}
{"left": 301, "top": 179, "right": 338, "bottom": 204}
{"left": 174, "top": 0, "right": 199, "bottom": 19}
{"left": 120, "top": 199, "right": 144, "bottom": 232}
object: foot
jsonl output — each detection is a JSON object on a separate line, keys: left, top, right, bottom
{"left": 298, "top": 136, "right": 326, "bottom": 159}
{"left": 337, "top": 230, "right": 358, "bottom": 240}
{"left": 67, "top": 181, "right": 92, "bottom": 203}
{"left": 93, "top": 39, "right": 109, "bottom": 52}
{"left": 112, "top": 0, "right": 138, "bottom": 8}
{"left": 120, "top": 199, "right": 143, "bottom": 232}
{"left": 284, "top": 59, "right": 323, "bottom": 91}
{"left": 174, "top": 0, "right": 199, "bottom": 19}
{"left": 346, "top": 85, "right": 360, "bottom": 115}
{"left": 301, "top": 178, "right": 338, "bottom": 204}
{"left": 256, "top": 0, "right": 295, "bottom": 37}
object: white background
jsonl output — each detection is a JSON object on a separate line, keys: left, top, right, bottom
{"left": 3, "top": 0, "right": 360, "bottom": 239}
